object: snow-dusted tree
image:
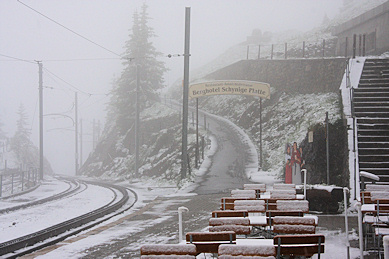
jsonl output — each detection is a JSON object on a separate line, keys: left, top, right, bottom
{"left": 10, "top": 103, "right": 33, "bottom": 166}
{"left": 109, "top": 3, "right": 167, "bottom": 133}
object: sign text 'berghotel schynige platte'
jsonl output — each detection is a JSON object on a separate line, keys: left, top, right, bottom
{"left": 189, "top": 80, "right": 270, "bottom": 99}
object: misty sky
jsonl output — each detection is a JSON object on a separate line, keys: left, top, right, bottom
{"left": 0, "top": 0, "right": 343, "bottom": 175}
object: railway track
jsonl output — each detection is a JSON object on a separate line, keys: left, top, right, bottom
{"left": 0, "top": 177, "right": 82, "bottom": 214}
{"left": 0, "top": 179, "right": 137, "bottom": 258}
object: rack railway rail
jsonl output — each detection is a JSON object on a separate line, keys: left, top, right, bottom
{"left": 0, "top": 177, "right": 82, "bottom": 214}
{"left": 0, "top": 178, "right": 138, "bottom": 258}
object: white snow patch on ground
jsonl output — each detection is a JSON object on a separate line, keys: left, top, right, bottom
{"left": 0, "top": 182, "right": 117, "bottom": 243}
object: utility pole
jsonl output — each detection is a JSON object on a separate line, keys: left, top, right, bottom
{"left": 325, "top": 112, "right": 330, "bottom": 184}
{"left": 259, "top": 98, "right": 263, "bottom": 168}
{"left": 195, "top": 98, "right": 199, "bottom": 168}
{"left": 181, "top": 7, "right": 191, "bottom": 180}
{"left": 135, "top": 64, "right": 140, "bottom": 177}
{"left": 75, "top": 92, "right": 79, "bottom": 175}
{"left": 92, "top": 119, "right": 96, "bottom": 149}
{"left": 38, "top": 61, "right": 44, "bottom": 180}
{"left": 80, "top": 118, "right": 83, "bottom": 167}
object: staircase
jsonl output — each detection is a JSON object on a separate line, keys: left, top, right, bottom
{"left": 353, "top": 58, "right": 389, "bottom": 182}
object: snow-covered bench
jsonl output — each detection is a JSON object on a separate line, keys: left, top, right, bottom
{"left": 140, "top": 244, "right": 197, "bottom": 258}
{"left": 269, "top": 189, "right": 296, "bottom": 200}
{"left": 218, "top": 244, "right": 276, "bottom": 258}
{"left": 212, "top": 210, "right": 249, "bottom": 218}
{"left": 234, "top": 200, "right": 266, "bottom": 212}
{"left": 276, "top": 200, "right": 309, "bottom": 213}
{"left": 185, "top": 231, "right": 236, "bottom": 254}
{"left": 209, "top": 217, "right": 251, "bottom": 235}
{"left": 272, "top": 216, "right": 316, "bottom": 234}
{"left": 221, "top": 197, "right": 255, "bottom": 210}
{"left": 274, "top": 234, "right": 325, "bottom": 258}
{"left": 231, "top": 189, "right": 257, "bottom": 199}
{"left": 244, "top": 183, "right": 266, "bottom": 198}
{"left": 366, "top": 184, "right": 389, "bottom": 192}
{"left": 273, "top": 183, "right": 296, "bottom": 190}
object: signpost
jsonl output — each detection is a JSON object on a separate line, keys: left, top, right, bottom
{"left": 189, "top": 80, "right": 270, "bottom": 99}
{"left": 189, "top": 80, "right": 270, "bottom": 169}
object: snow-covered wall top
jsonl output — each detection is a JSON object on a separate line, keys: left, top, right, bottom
{"left": 204, "top": 58, "right": 348, "bottom": 94}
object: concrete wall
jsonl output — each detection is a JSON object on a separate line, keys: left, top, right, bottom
{"left": 204, "top": 58, "right": 348, "bottom": 94}
{"left": 333, "top": 1, "right": 389, "bottom": 56}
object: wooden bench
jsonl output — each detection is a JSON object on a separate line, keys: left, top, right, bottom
{"left": 273, "top": 183, "right": 296, "bottom": 190}
{"left": 218, "top": 244, "right": 276, "bottom": 258}
{"left": 231, "top": 189, "right": 257, "bottom": 199}
{"left": 212, "top": 210, "right": 248, "bottom": 218}
{"left": 274, "top": 234, "right": 325, "bottom": 258}
{"left": 276, "top": 200, "right": 309, "bottom": 213}
{"left": 234, "top": 199, "right": 266, "bottom": 212}
{"left": 140, "top": 244, "right": 197, "bottom": 258}
{"left": 272, "top": 216, "right": 316, "bottom": 234}
{"left": 209, "top": 217, "right": 251, "bottom": 235}
{"left": 221, "top": 197, "right": 255, "bottom": 210}
{"left": 186, "top": 231, "right": 236, "bottom": 254}
{"left": 270, "top": 189, "right": 296, "bottom": 200}
{"left": 244, "top": 183, "right": 266, "bottom": 198}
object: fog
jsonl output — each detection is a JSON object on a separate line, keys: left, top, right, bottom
{"left": 0, "top": 0, "right": 342, "bottom": 175}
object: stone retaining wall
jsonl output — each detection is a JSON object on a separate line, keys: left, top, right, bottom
{"left": 205, "top": 58, "right": 348, "bottom": 94}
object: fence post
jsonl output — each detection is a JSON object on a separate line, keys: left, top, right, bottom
{"left": 284, "top": 43, "right": 287, "bottom": 59}
{"left": 302, "top": 41, "right": 305, "bottom": 58}
{"left": 258, "top": 45, "right": 261, "bottom": 59}
{"left": 271, "top": 44, "right": 274, "bottom": 60}
{"left": 246, "top": 45, "right": 249, "bottom": 60}
{"left": 359, "top": 34, "right": 362, "bottom": 56}
{"left": 345, "top": 37, "right": 348, "bottom": 57}
{"left": 362, "top": 34, "right": 366, "bottom": 56}
{"left": 322, "top": 39, "right": 325, "bottom": 57}
{"left": 353, "top": 34, "right": 357, "bottom": 58}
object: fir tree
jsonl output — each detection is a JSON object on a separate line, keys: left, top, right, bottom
{"left": 109, "top": 3, "right": 167, "bottom": 133}
{"left": 10, "top": 103, "right": 33, "bottom": 165}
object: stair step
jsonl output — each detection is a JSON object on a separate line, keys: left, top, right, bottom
{"left": 358, "top": 130, "right": 389, "bottom": 137}
{"left": 357, "top": 118, "right": 389, "bottom": 124}
{"left": 358, "top": 168, "right": 389, "bottom": 175}
{"left": 359, "top": 155, "right": 389, "bottom": 162}
{"left": 358, "top": 141, "right": 389, "bottom": 151}
{"left": 359, "top": 83, "right": 389, "bottom": 88}
{"left": 360, "top": 162, "right": 389, "bottom": 169}
{"left": 354, "top": 103, "right": 389, "bottom": 108}
{"left": 354, "top": 112, "right": 389, "bottom": 118}
{"left": 358, "top": 124, "right": 389, "bottom": 130}
{"left": 360, "top": 78, "right": 389, "bottom": 83}
{"left": 361, "top": 74, "right": 389, "bottom": 80}
{"left": 353, "top": 96, "right": 389, "bottom": 101}
{"left": 356, "top": 87, "right": 389, "bottom": 92}
{"left": 354, "top": 108, "right": 389, "bottom": 114}
{"left": 354, "top": 91, "right": 389, "bottom": 96}
{"left": 359, "top": 149, "right": 389, "bottom": 156}
{"left": 359, "top": 135, "right": 389, "bottom": 141}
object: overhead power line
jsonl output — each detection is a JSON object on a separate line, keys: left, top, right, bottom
{"left": 0, "top": 53, "right": 36, "bottom": 64}
{"left": 43, "top": 67, "right": 107, "bottom": 96}
{"left": 17, "top": 0, "right": 122, "bottom": 58}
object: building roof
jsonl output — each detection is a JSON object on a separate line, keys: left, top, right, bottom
{"left": 332, "top": 1, "right": 389, "bottom": 35}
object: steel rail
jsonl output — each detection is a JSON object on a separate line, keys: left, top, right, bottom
{"left": 0, "top": 177, "right": 82, "bottom": 214}
{"left": 0, "top": 180, "right": 135, "bottom": 258}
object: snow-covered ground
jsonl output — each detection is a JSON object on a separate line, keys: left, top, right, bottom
{"left": 0, "top": 111, "right": 368, "bottom": 258}
{"left": 0, "top": 177, "right": 120, "bottom": 243}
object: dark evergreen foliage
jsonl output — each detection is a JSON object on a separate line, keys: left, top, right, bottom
{"left": 109, "top": 3, "right": 167, "bottom": 134}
